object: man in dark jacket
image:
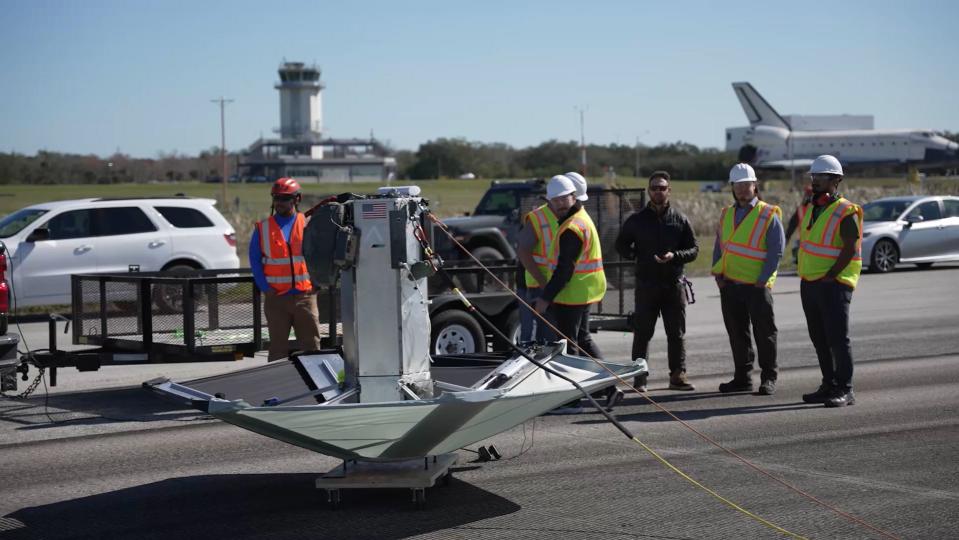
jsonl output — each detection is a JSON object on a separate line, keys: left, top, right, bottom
{"left": 614, "top": 171, "right": 699, "bottom": 391}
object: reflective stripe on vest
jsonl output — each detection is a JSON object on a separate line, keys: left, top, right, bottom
{"left": 797, "top": 198, "right": 863, "bottom": 289}
{"left": 524, "top": 205, "right": 558, "bottom": 287}
{"left": 258, "top": 213, "right": 313, "bottom": 294}
{"left": 545, "top": 208, "right": 606, "bottom": 305}
{"left": 711, "top": 201, "right": 781, "bottom": 287}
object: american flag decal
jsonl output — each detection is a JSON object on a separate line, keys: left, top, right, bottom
{"left": 361, "top": 202, "right": 388, "bottom": 219}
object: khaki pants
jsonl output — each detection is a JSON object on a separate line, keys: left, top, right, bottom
{"left": 264, "top": 291, "right": 322, "bottom": 361}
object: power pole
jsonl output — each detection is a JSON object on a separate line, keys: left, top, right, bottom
{"left": 211, "top": 97, "right": 234, "bottom": 205}
{"left": 635, "top": 136, "right": 640, "bottom": 178}
{"left": 575, "top": 106, "right": 588, "bottom": 175}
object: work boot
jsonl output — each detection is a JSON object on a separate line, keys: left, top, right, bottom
{"left": 824, "top": 388, "right": 855, "bottom": 408}
{"left": 669, "top": 372, "right": 695, "bottom": 391}
{"left": 758, "top": 379, "right": 776, "bottom": 396}
{"left": 718, "top": 377, "right": 753, "bottom": 393}
{"left": 802, "top": 385, "right": 833, "bottom": 404}
{"left": 633, "top": 373, "right": 648, "bottom": 392}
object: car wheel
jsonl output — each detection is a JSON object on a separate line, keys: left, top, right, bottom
{"left": 870, "top": 239, "right": 898, "bottom": 273}
{"left": 153, "top": 264, "right": 200, "bottom": 313}
{"left": 915, "top": 262, "right": 933, "bottom": 269}
{"left": 431, "top": 310, "right": 487, "bottom": 355}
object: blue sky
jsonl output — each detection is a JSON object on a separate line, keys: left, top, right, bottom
{"left": 2, "top": 0, "right": 957, "bottom": 158}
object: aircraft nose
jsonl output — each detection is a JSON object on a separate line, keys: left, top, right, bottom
{"left": 949, "top": 141, "right": 959, "bottom": 154}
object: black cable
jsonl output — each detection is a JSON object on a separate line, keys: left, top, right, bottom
{"left": 432, "top": 266, "right": 636, "bottom": 440}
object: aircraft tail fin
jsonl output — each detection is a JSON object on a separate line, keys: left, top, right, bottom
{"left": 732, "top": 82, "right": 791, "bottom": 130}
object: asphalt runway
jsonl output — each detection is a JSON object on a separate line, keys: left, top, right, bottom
{"left": 2, "top": 266, "right": 958, "bottom": 539}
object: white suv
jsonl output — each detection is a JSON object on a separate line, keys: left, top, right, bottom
{"left": 0, "top": 196, "right": 240, "bottom": 308}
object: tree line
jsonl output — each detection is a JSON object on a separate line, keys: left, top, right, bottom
{"left": 2, "top": 131, "right": 956, "bottom": 184}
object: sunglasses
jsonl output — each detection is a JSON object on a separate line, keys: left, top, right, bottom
{"left": 272, "top": 195, "right": 296, "bottom": 202}
{"left": 648, "top": 185, "right": 669, "bottom": 192}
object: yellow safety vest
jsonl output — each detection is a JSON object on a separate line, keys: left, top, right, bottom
{"left": 523, "top": 205, "right": 559, "bottom": 288}
{"left": 797, "top": 197, "right": 863, "bottom": 289}
{"left": 545, "top": 208, "right": 606, "bottom": 305}
{"left": 711, "top": 201, "right": 782, "bottom": 288}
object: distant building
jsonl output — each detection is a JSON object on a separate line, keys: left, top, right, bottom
{"left": 239, "top": 62, "right": 396, "bottom": 183}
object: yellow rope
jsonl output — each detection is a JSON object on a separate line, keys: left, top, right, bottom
{"left": 630, "top": 436, "right": 807, "bottom": 539}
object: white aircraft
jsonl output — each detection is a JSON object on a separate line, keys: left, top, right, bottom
{"left": 728, "top": 82, "right": 958, "bottom": 170}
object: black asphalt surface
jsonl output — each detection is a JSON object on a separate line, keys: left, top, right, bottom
{"left": 2, "top": 267, "right": 958, "bottom": 539}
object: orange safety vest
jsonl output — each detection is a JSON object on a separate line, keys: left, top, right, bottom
{"left": 256, "top": 213, "right": 312, "bottom": 294}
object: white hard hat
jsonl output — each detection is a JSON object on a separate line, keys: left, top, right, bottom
{"left": 728, "top": 163, "right": 758, "bottom": 183}
{"left": 565, "top": 172, "right": 588, "bottom": 201}
{"left": 810, "top": 155, "right": 843, "bottom": 176}
{"left": 546, "top": 175, "right": 576, "bottom": 200}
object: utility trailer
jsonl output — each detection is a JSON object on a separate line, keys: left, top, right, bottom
{"left": 9, "top": 269, "right": 303, "bottom": 390}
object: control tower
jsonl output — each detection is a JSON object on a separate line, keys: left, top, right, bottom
{"left": 276, "top": 62, "right": 324, "bottom": 158}
{"left": 239, "top": 61, "right": 395, "bottom": 183}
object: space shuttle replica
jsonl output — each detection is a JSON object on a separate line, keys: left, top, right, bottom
{"left": 147, "top": 188, "right": 644, "bottom": 462}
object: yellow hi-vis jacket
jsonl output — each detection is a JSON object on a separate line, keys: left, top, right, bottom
{"left": 256, "top": 213, "right": 313, "bottom": 295}
{"left": 545, "top": 207, "right": 606, "bottom": 305}
{"left": 797, "top": 197, "right": 863, "bottom": 289}
{"left": 523, "top": 204, "right": 559, "bottom": 288}
{"left": 711, "top": 201, "right": 782, "bottom": 288}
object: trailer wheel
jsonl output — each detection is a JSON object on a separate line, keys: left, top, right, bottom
{"left": 431, "top": 310, "right": 486, "bottom": 355}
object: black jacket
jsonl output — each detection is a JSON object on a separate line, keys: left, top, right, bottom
{"left": 614, "top": 203, "right": 698, "bottom": 284}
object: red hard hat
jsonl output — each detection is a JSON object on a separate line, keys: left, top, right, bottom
{"left": 271, "top": 177, "right": 301, "bottom": 196}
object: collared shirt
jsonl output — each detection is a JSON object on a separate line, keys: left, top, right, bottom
{"left": 712, "top": 197, "right": 784, "bottom": 284}
{"left": 249, "top": 213, "right": 303, "bottom": 295}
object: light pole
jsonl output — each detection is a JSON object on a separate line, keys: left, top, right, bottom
{"left": 634, "top": 130, "right": 650, "bottom": 179}
{"left": 211, "top": 97, "right": 234, "bottom": 204}
{"left": 575, "top": 105, "right": 588, "bottom": 175}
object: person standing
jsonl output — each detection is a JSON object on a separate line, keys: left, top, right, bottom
{"left": 712, "top": 164, "right": 784, "bottom": 395}
{"left": 516, "top": 182, "right": 562, "bottom": 343}
{"left": 798, "top": 155, "right": 863, "bottom": 407}
{"left": 533, "top": 175, "right": 605, "bottom": 359}
{"left": 614, "top": 171, "right": 698, "bottom": 391}
{"left": 250, "top": 177, "right": 322, "bottom": 361}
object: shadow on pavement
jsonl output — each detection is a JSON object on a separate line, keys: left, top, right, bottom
{"left": 2, "top": 473, "right": 520, "bottom": 540}
{"left": 0, "top": 386, "right": 204, "bottom": 429}
{"left": 574, "top": 397, "right": 818, "bottom": 425}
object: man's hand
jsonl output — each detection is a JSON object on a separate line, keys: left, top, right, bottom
{"left": 534, "top": 297, "right": 550, "bottom": 314}
{"left": 654, "top": 252, "right": 675, "bottom": 264}
{"left": 754, "top": 281, "right": 767, "bottom": 289}
{"left": 819, "top": 275, "right": 836, "bottom": 283}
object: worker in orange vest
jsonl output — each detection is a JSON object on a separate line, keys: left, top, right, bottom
{"left": 250, "top": 178, "right": 322, "bottom": 361}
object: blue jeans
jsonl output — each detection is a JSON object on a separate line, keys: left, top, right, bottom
{"left": 519, "top": 287, "right": 556, "bottom": 343}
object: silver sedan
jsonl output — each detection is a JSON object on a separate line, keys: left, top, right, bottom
{"left": 861, "top": 195, "right": 959, "bottom": 272}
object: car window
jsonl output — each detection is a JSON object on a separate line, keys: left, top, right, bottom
{"left": 0, "top": 208, "right": 47, "bottom": 238}
{"left": 943, "top": 199, "right": 959, "bottom": 218}
{"left": 907, "top": 201, "right": 942, "bottom": 222}
{"left": 46, "top": 209, "right": 95, "bottom": 240}
{"left": 475, "top": 191, "right": 518, "bottom": 216}
{"left": 862, "top": 200, "right": 910, "bottom": 222}
{"left": 96, "top": 207, "right": 158, "bottom": 236}
{"left": 155, "top": 206, "right": 214, "bottom": 228}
